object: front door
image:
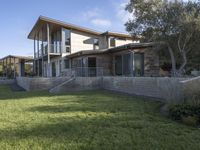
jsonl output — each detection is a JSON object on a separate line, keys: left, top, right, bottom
{"left": 52, "top": 62, "right": 56, "bottom": 77}
{"left": 88, "top": 57, "right": 96, "bottom": 77}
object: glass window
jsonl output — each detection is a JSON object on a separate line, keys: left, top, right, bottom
{"left": 123, "top": 53, "right": 132, "bottom": 75}
{"left": 110, "top": 37, "right": 116, "bottom": 47}
{"left": 115, "top": 55, "right": 122, "bottom": 75}
{"left": 64, "top": 29, "right": 71, "bottom": 53}
{"left": 93, "top": 38, "right": 99, "bottom": 50}
{"left": 134, "top": 53, "right": 144, "bottom": 76}
{"left": 64, "top": 29, "right": 70, "bottom": 46}
{"left": 64, "top": 59, "right": 70, "bottom": 69}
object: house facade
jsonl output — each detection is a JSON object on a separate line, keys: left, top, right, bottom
{"left": 28, "top": 16, "right": 159, "bottom": 77}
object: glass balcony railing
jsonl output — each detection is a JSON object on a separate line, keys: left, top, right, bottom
{"left": 34, "top": 44, "right": 62, "bottom": 59}
{"left": 49, "top": 44, "right": 61, "bottom": 54}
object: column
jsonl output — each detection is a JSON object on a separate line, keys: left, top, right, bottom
{"left": 33, "top": 35, "right": 36, "bottom": 75}
{"left": 13, "top": 58, "right": 16, "bottom": 78}
{"left": 37, "top": 32, "right": 40, "bottom": 76}
{"left": 6, "top": 57, "right": 8, "bottom": 77}
{"left": 41, "top": 26, "right": 44, "bottom": 77}
{"left": 47, "top": 23, "right": 51, "bottom": 77}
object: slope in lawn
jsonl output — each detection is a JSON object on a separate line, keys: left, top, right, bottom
{"left": 0, "top": 85, "right": 199, "bottom": 150}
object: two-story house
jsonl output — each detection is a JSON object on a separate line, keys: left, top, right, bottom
{"left": 28, "top": 16, "right": 159, "bottom": 77}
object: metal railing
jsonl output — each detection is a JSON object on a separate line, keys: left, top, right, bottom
{"left": 60, "top": 67, "right": 104, "bottom": 77}
{"left": 74, "top": 67, "right": 103, "bottom": 77}
{"left": 49, "top": 44, "right": 61, "bottom": 54}
{"left": 34, "top": 44, "right": 61, "bottom": 59}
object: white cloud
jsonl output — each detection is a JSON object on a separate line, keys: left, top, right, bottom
{"left": 82, "top": 8, "right": 101, "bottom": 20}
{"left": 91, "top": 19, "right": 111, "bottom": 27}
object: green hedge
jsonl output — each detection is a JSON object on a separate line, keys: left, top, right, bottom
{"left": 169, "top": 104, "right": 200, "bottom": 121}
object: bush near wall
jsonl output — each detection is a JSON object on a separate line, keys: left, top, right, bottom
{"left": 169, "top": 104, "right": 200, "bottom": 126}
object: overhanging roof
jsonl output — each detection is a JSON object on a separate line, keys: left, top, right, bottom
{"left": 68, "top": 42, "right": 155, "bottom": 58}
{"left": 28, "top": 16, "right": 102, "bottom": 40}
{"left": 101, "top": 31, "right": 136, "bottom": 40}
{"left": 0, "top": 55, "right": 33, "bottom": 62}
{"left": 28, "top": 16, "right": 136, "bottom": 40}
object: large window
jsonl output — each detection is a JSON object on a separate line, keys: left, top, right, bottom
{"left": 134, "top": 53, "right": 144, "bottom": 76}
{"left": 64, "top": 29, "right": 71, "bottom": 53}
{"left": 64, "top": 59, "right": 70, "bottom": 69}
{"left": 115, "top": 53, "right": 132, "bottom": 76}
{"left": 51, "top": 30, "right": 61, "bottom": 53}
{"left": 115, "top": 55, "right": 122, "bottom": 75}
{"left": 110, "top": 37, "right": 116, "bottom": 47}
{"left": 93, "top": 38, "right": 99, "bottom": 50}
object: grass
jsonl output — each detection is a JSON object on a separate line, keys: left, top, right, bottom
{"left": 0, "top": 85, "right": 200, "bottom": 150}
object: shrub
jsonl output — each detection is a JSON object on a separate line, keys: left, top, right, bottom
{"left": 169, "top": 104, "right": 200, "bottom": 126}
{"left": 181, "top": 116, "right": 199, "bottom": 126}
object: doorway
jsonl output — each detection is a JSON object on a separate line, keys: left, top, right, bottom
{"left": 52, "top": 62, "right": 56, "bottom": 77}
{"left": 88, "top": 57, "right": 96, "bottom": 76}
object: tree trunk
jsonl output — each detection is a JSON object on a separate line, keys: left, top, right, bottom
{"left": 167, "top": 44, "right": 177, "bottom": 77}
{"left": 178, "top": 50, "right": 187, "bottom": 75}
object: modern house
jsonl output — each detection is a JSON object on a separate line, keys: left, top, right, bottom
{"left": 28, "top": 16, "right": 159, "bottom": 77}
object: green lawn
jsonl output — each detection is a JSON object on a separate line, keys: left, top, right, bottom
{"left": 0, "top": 85, "right": 200, "bottom": 150}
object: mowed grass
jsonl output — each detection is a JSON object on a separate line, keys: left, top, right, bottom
{"left": 0, "top": 85, "right": 200, "bottom": 150}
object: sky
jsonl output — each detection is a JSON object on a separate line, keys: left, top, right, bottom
{"left": 0, "top": 0, "right": 131, "bottom": 57}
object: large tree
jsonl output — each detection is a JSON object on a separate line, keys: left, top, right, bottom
{"left": 125, "top": 0, "right": 200, "bottom": 76}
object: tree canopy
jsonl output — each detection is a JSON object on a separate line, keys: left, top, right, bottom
{"left": 125, "top": 0, "right": 200, "bottom": 76}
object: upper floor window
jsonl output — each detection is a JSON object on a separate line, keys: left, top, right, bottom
{"left": 93, "top": 38, "right": 99, "bottom": 50}
{"left": 64, "top": 29, "right": 71, "bottom": 53}
{"left": 110, "top": 37, "right": 116, "bottom": 47}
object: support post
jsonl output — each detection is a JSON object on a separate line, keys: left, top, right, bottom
{"left": 13, "top": 57, "right": 16, "bottom": 78}
{"left": 33, "top": 35, "right": 36, "bottom": 75}
{"left": 2, "top": 59, "right": 4, "bottom": 77}
{"left": 47, "top": 23, "right": 51, "bottom": 77}
{"left": 41, "top": 26, "right": 44, "bottom": 77}
{"left": 6, "top": 58, "right": 7, "bottom": 78}
{"left": 37, "top": 32, "right": 40, "bottom": 76}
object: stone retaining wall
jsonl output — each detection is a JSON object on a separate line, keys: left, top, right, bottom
{"left": 180, "top": 76, "right": 200, "bottom": 98}
{"left": 17, "top": 76, "right": 200, "bottom": 102}
{"left": 0, "top": 79, "right": 15, "bottom": 85}
{"left": 16, "top": 77, "right": 71, "bottom": 91}
{"left": 102, "top": 77, "right": 187, "bottom": 102}
{"left": 51, "top": 77, "right": 102, "bottom": 93}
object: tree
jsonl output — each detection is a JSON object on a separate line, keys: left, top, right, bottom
{"left": 125, "top": 0, "right": 200, "bottom": 76}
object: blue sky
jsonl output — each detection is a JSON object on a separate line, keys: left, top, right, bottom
{"left": 0, "top": 0, "right": 131, "bottom": 57}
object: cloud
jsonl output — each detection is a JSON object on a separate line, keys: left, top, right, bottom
{"left": 82, "top": 8, "right": 101, "bottom": 20}
{"left": 91, "top": 19, "right": 111, "bottom": 27}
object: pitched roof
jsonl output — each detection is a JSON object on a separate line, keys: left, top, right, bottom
{"left": 28, "top": 16, "right": 135, "bottom": 40}
{"left": 0, "top": 55, "right": 33, "bottom": 62}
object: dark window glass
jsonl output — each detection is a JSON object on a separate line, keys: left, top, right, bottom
{"left": 115, "top": 55, "right": 122, "bottom": 75}
{"left": 123, "top": 53, "right": 132, "bottom": 75}
{"left": 110, "top": 37, "right": 116, "bottom": 47}
{"left": 64, "top": 59, "right": 70, "bottom": 69}
{"left": 64, "top": 29, "right": 71, "bottom": 53}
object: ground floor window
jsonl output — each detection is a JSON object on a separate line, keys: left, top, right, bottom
{"left": 114, "top": 52, "right": 144, "bottom": 76}
{"left": 134, "top": 53, "right": 144, "bottom": 76}
{"left": 115, "top": 53, "right": 132, "bottom": 76}
{"left": 64, "top": 59, "right": 70, "bottom": 69}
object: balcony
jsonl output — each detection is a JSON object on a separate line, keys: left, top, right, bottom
{"left": 34, "top": 44, "right": 62, "bottom": 59}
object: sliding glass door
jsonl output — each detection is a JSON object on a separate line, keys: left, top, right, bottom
{"left": 114, "top": 52, "right": 144, "bottom": 76}
{"left": 134, "top": 53, "right": 144, "bottom": 76}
